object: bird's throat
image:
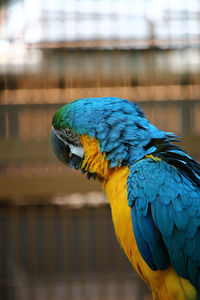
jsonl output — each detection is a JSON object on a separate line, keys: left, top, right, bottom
{"left": 80, "top": 134, "right": 119, "bottom": 180}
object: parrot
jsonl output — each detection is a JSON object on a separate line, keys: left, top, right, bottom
{"left": 51, "top": 97, "right": 200, "bottom": 300}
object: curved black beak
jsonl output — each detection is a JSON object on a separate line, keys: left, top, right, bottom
{"left": 50, "top": 129, "right": 83, "bottom": 169}
{"left": 51, "top": 129, "right": 70, "bottom": 165}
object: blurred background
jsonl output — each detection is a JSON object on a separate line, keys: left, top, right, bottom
{"left": 0, "top": 0, "right": 200, "bottom": 299}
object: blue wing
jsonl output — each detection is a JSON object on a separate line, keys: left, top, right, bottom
{"left": 127, "top": 158, "right": 200, "bottom": 290}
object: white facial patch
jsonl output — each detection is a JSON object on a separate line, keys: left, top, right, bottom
{"left": 69, "top": 144, "right": 84, "bottom": 158}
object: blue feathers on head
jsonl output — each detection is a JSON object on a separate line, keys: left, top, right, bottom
{"left": 54, "top": 97, "right": 200, "bottom": 186}
{"left": 60, "top": 97, "right": 169, "bottom": 167}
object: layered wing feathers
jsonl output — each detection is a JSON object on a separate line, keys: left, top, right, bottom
{"left": 127, "top": 158, "right": 200, "bottom": 290}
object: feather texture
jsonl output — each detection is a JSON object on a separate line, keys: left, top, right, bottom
{"left": 52, "top": 97, "right": 200, "bottom": 299}
{"left": 128, "top": 158, "right": 200, "bottom": 291}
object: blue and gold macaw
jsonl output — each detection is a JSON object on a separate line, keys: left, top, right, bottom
{"left": 51, "top": 97, "right": 200, "bottom": 300}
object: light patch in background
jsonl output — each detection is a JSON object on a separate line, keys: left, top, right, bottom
{"left": 0, "top": 0, "right": 200, "bottom": 72}
{"left": 0, "top": 0, "right": 200, "bottom": 43}
{"left": 0, "top": 41, "right": 42, "bottom": 73}
{"left": 53, "top": 192, "right": 107, "bottom": 208}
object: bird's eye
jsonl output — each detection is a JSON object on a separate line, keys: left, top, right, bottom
{"left": 64, "top": 129, "right": 77, "bottom": 139}
{"left": 66, "top": 130, "right": 72, "bottom": 137}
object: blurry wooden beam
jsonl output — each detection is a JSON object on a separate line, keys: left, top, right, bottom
{"left": 0, "top": 137, "right": 199, "bottom": 197}
{"left": 0, "top": 172, "right": 101, "bottom": 197}
{"left": 0, "top": 139, "right": 54, "bottom": 164}
{"left": 0, "top": 85, "right": 200, "bottom": 105}
{"left": 0, "top": 137, "right": 199, "bottom": 165}
{"left": 27, "top": 37, "right": 200, "bottom": 50}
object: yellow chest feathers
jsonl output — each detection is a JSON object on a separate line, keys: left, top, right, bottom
{"left": 80, "top": 134, "right": 196, "bottom": 299}
{"left": 80, "top": 135, "right": 142, "bottom": 270}
{"left": 104, "top": 166, "right": 151, "bottom": 280}
{"left": 80, "top": 135, "right": 119, "bottom": 179}
{"left": 104, "top": 166, "right": 196, "bottom": 300}
{"left": 80, "top": 134, "right": 162, "bottom": 282}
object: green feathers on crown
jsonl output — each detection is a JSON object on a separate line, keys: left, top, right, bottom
{"left": 52, "top": 105, "right": 71, "bottom": 130}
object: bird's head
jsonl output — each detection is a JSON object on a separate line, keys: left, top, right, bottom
{"left": 51, "top": 97, "right": 168, "bottom": 179}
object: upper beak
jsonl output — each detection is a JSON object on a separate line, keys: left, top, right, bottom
{"left": 51, "top": 129, "right": 70, "bottom": 165}
{"left": 50, "top": 129, "right": 83, "bottom": 169}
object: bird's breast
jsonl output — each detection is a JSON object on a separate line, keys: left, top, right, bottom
{"left": 103, "top": 166, "right": 153, "bottom": 281}
{"left": 103, "top": 166, "right": 197, "bottom": 300}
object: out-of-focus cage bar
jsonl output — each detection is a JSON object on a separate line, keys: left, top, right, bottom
{"left": 0, "top": 0, "right": 200, "bottom": 300}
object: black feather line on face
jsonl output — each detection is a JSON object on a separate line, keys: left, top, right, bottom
{"left": 54, "top": 128, "right": 81, "bottom": 148}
